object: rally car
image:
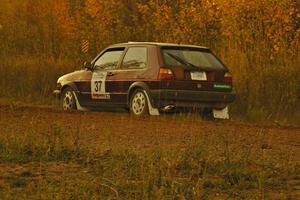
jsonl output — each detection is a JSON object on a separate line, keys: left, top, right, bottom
{"left": 54, "top": 42, "right": 235, "bottom": 118}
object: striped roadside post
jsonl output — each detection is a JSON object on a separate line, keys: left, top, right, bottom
{"left": 80, "top": 39, "right": 89, "bottom": 66}
{"left": 81, "top": 39, "right": 89, "bottom": 53}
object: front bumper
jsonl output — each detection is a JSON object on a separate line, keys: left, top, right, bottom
{"left": 151, "top": 89, "right": 236, "bottom": 108}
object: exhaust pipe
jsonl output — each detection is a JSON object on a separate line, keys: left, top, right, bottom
{"left": 162, "top": 105, "right": 176, "bottom": 112}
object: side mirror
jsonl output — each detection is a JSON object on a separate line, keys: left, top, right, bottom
{"left": 84, "top": 61, "right": 92, "bottom": 70}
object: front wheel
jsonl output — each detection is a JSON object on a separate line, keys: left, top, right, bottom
{"left": 61, "top": 87, "right": 77, "bottom": 110}
{"left": 130, "top": 89, "right": 149, "bottom": 116}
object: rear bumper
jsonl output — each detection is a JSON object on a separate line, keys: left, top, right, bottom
{"left": 151, "top": 89, "right": 235, "bottom": 108}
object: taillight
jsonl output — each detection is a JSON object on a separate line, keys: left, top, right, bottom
{"left": 159, "top": 68, "right": 174, "bottom": 80}
{"left": 224, "top": 72, "right": 232, "bottom": 83}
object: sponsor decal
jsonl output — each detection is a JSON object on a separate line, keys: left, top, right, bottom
{"left": 213, "top": 83, "right": 231, "bottom": 89}
{"left": 91, "top": 71, "right": 111, "bottom": 99}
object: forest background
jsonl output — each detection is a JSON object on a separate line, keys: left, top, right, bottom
{"left": 0, "top": 0, "right": 299, "bottom": 122}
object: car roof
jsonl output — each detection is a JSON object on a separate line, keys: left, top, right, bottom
{"left": 109, "top": 42, "right": 209, "bottom": 49}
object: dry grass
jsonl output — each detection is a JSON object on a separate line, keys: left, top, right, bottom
{"left": 0, "top": 57, "right": 76, "bottom": 103}
{"left": 218, "top": 46, "right": 300, "bottom": 123}
{"left": 0, "top": 104, "right": 299, "bottom": 199}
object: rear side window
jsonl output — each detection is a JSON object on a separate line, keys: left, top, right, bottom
{"left": 121, "top": 47, "right": 147, "bottom": 69}
{"left": 162, "top": 47, "right": 225, "bottom": 70}
{"left": 94, "top": 48, "right": 124, "bottom": 70}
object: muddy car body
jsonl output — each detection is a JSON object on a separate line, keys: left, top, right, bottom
{"left": 54, "top": 42, "right": 235, "bottom": 117}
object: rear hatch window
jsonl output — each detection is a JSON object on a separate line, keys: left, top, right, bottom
{"left": 160, "top": 46, "right": 231, "bottom": 91}
{"left": 162, "top": 47, "right": 225, "bottom": 70}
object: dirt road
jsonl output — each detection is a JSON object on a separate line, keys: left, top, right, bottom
{"left": 1, "top": 99, "right": 300, "bottom": 161}
{"left": 1, "top": 98, "right": 299, "bottom": 149}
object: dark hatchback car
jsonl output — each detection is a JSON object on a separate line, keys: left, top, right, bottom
{"left": 54, "top": 42, "right": 235, "bottom": 118}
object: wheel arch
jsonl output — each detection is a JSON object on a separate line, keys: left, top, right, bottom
{"left": 127, "top": 82, "right": 153, "bottom": 107}
{"left": 61, "top": 82, "right": 79, "bottom": 96}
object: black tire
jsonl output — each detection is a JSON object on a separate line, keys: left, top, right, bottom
{"left": 61, "top": 87, "right": 77, "bottom": 110}
{"left": 201, "top": 108, "right": 214, "bottom": 119}
{"left": 130, "top": 89, "right": 149, "bottom": 116}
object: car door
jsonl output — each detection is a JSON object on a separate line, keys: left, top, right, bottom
{"left": 105, "top": 46, "right": 152, "bottom": 104}
{"left": 88, "top": 47, "right": 125, "bottom": 105}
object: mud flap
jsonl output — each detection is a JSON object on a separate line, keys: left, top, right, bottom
{"left": 143, "top": 90, "right": 160, "bottom": 116}
{"left": 72, "top": 91, "right": 89, "bottom": 111}
{"left": 213, "top": 106, "right": 229, "bottom": 119}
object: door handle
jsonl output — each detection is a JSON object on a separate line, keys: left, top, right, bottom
{"left": 107, "top": 71, "right": 115, "bottom": 76}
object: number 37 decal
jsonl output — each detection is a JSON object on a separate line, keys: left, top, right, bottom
{"left": 91, "top": 71, "right": 110, "bottom": 99}
{"left": 94, "top": 81, "right": 102, "bottom": 92}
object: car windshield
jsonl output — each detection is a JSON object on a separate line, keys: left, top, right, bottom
{"left": 162, "top": 47, "right": 225, "bottom": 70}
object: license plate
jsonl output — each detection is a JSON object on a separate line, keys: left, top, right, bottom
{"left": 191, "top": 71, "right": 207, "bottom": 81}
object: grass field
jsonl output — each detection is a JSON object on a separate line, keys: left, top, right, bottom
{"left": 0, "top": 100, "right": 299, "bottom": 199}
{"left": 1, "top": 1, "right": 299, "bottom": 199}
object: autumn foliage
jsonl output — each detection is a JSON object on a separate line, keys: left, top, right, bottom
{"left": 0, "top": 0, "right": 299, "bottom": 119}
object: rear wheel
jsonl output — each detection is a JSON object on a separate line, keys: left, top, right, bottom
{"left": 201, "top": 108, "right": 214, "bottom": 119}
{"left": 130, "top": 89, "right": 149, "bottom": 116}
{"left": 61, "top": 87, "right": 77, "bottom": 110}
